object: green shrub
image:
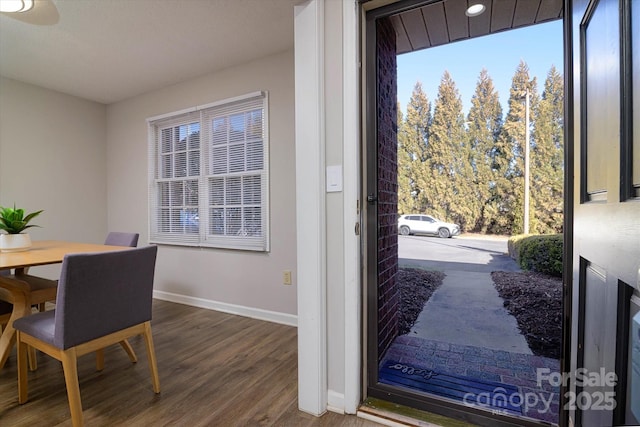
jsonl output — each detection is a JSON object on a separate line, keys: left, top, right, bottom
{"left": 507, "top": 234, "right": 527, "bottom": 261}
{"left": 508, "top": 234, "right": 563, "bottom": 277}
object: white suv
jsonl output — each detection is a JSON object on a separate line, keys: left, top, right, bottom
{"left": 398, "top": 214, "right": 460, "bottom": 238}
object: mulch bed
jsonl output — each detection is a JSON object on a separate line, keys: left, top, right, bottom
{"left": 398, "top": 268, "right": 445, "bottom": 335}
{"left": 492, "top": 271, "right": 563, "bottom": 359}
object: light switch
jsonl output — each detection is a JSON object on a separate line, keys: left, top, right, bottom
{"left": 326, "top": 165, "right": 343, "bottom": 193}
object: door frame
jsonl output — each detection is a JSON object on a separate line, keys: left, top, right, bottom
{"left": 561, "top": 0, "right": 575, "bottom": 424}
{"left": 294, "top": 0, "right": 328, "bottom": 416}
{"left": 362, "top": 1, "right": 573, "bottom": 426}
{"left": 295, "top": 0, "right": 363, "bottom": 415}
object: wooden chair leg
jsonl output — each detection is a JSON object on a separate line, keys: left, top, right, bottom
{"left": 17, "top": 332, "right": 29, "bottom": 404}
{"left": 60, "top": 349, "right": 83, "bottom": 427}
{"left": 142, "top": 322, "right": 160, "bottom": 393}
{"left": 96, "top": 348, "right": 105, "bottom": 371}
{"left": 119, "top": 339, "right": 137, "bottom": 363}
{"left": 28, "top": 346, "right": 37, "bottom": 371}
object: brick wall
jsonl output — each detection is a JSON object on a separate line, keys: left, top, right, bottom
{"left": 376, "top": 17, "right": 399, "bottom": 359}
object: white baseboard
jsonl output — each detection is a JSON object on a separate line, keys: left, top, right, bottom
{"left": 153, "top": 290, "right": 297, "bottom": 327}
{"left": 327, "top": 390, "right": 345, "bottom": 414}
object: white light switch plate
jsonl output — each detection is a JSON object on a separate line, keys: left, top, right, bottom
{"left": 326, "top": 165, "right": 342, "bottom": 193}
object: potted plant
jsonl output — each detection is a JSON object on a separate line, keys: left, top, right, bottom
{"left": 0, "top": 204, "right": 44, "bottom": 252}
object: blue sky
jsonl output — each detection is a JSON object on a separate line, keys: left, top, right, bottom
{"left": 397, "top": 20, "right": 564, "bottom": 116}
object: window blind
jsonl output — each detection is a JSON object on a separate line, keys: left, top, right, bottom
{"left": 148, "top": 92, "right": 269, "bottom": 251}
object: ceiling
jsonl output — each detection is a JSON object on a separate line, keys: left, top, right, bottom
{"left": 0, "top": 0, "right": 301, "bottom": 104}
{"left": 390, "top": 0, "right": 563, "bottom": 54}
{"left": 0, "top": 0, "right": 562, "bottom": 105}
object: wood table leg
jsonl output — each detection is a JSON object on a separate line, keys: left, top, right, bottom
{"left": 0, "top": 283, "right": 30, "bottom": 370}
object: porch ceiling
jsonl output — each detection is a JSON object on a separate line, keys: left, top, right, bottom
{"left": 390, "top": 0, "right": 563, "bottom": 54}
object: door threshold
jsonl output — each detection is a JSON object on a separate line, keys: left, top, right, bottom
{"left": 358, "top": 398, "right": 476, "bottom": 427}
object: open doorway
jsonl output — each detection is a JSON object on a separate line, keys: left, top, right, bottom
{"left": 364, "top": 1, "right": 566, "bottom": 426}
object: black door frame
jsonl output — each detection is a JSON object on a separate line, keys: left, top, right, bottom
{"left": 363, "top": 1, "right": 573, "bottom": 426}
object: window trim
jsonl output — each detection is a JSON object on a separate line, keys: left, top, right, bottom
{"left": 147, "top": 91, "right": 270, "bottom": 252}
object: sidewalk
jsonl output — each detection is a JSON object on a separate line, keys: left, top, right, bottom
{"left": 390, "top": 238, "right": 560, "bottom": 423}
{"left": 381, "top": 265, "right": 561, "bottom": 424}
{"left": 410, "top": 269, "right": 531, "bottom": 354}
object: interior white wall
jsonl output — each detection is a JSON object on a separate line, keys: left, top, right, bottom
{"left": 0, "top": 77, "right": 108, "bottom": 278}
{"left": 105, "top": 50, "right": 298, "bottom": 318}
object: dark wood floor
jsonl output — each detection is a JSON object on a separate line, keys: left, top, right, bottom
{"left": 0, "top": 300, "right": 382, "bottom": 426}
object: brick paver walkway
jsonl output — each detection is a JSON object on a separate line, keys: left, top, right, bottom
{"left": 382, "top": 335, "right": 561, "bottom": 424}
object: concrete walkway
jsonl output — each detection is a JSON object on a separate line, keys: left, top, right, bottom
{"left": 390, "top": 237, "right": 554, "bottom": 422}
{"left": 410, "top": 269, "right": 532, "bottom": 354}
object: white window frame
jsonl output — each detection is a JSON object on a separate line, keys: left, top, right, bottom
{"left": 147, "top": 91, "right": 270, "bottom": 252}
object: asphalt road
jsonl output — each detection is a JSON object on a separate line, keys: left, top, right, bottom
{"left": 398, "top": 234, "right": 522, "bottom": 273}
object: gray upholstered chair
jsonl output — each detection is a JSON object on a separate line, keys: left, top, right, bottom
{"left": 14, "top": 246, "right": 160, "bottom": 427}
{"left": 104, "top": 231, "right": 139, "bottom": 247}
{"left": 19, "top": 233, "right": 139, "bottom": 316}
{"left": 102, "top": 231, "right": 140, "bottom": 368}
{"left": 0, "top": 271, "right": 61, "bottom": 371}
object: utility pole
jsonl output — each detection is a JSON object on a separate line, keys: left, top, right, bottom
{"left": 524, "top": 88, "right": 530, "bottom": 234}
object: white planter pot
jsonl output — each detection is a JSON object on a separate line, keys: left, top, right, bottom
{"left": 0, "top": 233, "right": 32, "bottom": 253}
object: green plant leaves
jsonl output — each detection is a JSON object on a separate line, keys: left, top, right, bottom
{"left": 508, "top": 233, "right": 563, "bottom": 277}
{"left": 0, "top": 204, "right": 43, "bottom": 234}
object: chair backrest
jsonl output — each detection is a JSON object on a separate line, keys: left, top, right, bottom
{"left": 53, "top": 245, "right": 158, "bottom": 349}
{"left": 104, "top": 232, "right": 139, "bottom": 247}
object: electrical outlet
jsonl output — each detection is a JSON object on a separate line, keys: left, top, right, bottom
{"left": 283, "top": 270, "right": 292, "bottom": 285}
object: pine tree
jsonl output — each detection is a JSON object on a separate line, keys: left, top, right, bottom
{"left": 496, "top": 60, "right": 538, "bottom": 234}
{"left": 467, "top": 69, "right": 503, "bottom": 232}
{"left": 399, "top": 82, "right": 432, "bottom": 213}
{"left": 426, "top": 71, "right": 474, "bottom": 229}
{"left": 532, "top": 65, "right": 564, "bottom": 233}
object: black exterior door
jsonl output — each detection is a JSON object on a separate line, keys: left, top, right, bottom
{"left": 568, "top": 0, "right": 640, "bottom": 425}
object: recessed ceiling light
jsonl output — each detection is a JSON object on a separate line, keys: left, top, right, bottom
{"left": 465, "top": 3, "right": 486, "bottom": 17}
{"left": 0, "top": 0, "right": 33, "bottom": 13}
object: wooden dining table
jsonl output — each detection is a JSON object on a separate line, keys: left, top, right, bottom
{"left": 0, "top": 240, "right": 130, "bottom": 369}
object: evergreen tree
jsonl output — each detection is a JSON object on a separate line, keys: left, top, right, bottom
{"left": 467, "top": 69, "right": 503, "bottom": 232}
{"left": 532, "top": 65, "right": 564, "bottom": 233}
{"left": 426, "top": 71, "right": 474, "bottom": 229}
{"left": 496, "top": 60, "right": 538, "bottom": 234}
{"left": 397, "top": 63, "right": 563, "bottom": 236}
{"left": 399, "top": 82, "right": 432, "bottom": 213}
